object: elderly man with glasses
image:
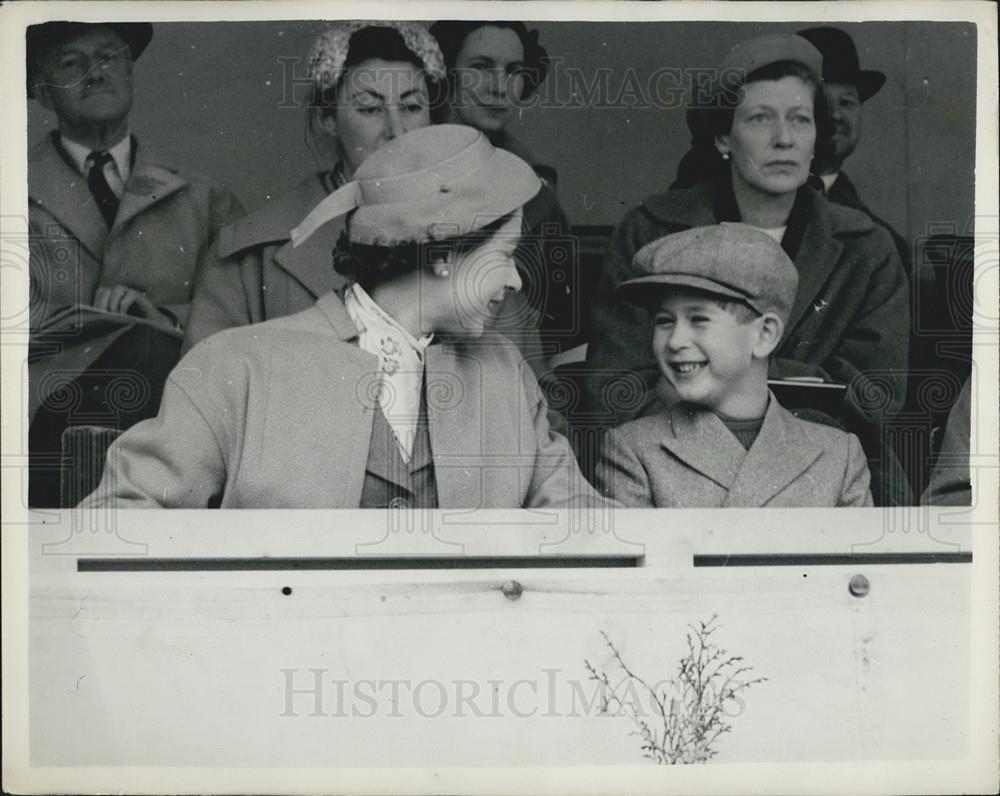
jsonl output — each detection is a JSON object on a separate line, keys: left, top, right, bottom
{"left": 26, "top": 22, "right": 243, "bottom": 507}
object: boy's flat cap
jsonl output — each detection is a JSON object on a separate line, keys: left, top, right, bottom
{"left": 617, "top": 222, "right": 799, "bottom": 323}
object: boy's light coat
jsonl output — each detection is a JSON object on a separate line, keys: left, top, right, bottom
{"left": 596, "top": 394, "right": 872, "bottom": 507}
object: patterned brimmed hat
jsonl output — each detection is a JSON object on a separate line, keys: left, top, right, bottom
{"left": 308, "top": 21, "right": 445, "bottom": 93}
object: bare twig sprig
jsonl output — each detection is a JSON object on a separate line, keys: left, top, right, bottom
{"left": 584, "top": 615, "right": 767, "bottom": 764}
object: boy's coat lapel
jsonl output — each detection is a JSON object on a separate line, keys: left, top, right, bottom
{"left": 659, "top": 405, "right": 746, "bottom": 491}
{"left": 660, "top": 395, "right": 827, "bottom": 506}
{"left": 726, "top": 396, "right": 825, "bottom": 506}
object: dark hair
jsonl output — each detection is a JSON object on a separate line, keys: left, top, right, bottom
{"left": 429, "top": 20, "right": 549, "bottom": 102}
{"left": 334, "top": 212, "right": 517, "bottom": 293}
{"left": 676, "top": 60, "right": 834, "bottom": 188}
{"left": 309, "top": 26, "right": 444, "bottom": 112}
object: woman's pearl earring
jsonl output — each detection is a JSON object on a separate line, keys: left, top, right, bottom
{"left": 721, "top": 152, "right": 730, "bottom": 161}
{"left": 433, "top": 262, "right": 451, "bottom": 279}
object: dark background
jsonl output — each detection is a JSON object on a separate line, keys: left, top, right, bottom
{"left": 27, "top": 20, "right": 978, "bottom": 247}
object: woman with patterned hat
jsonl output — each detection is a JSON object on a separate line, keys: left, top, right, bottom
{"left": 583, "top": 32, "right": 912, "bottom": 505}
{"left": 82, "top": 125, "right": 609, "bottom": 509}
{"left": 181, "top": 22, "right": 445, "bottom": 352}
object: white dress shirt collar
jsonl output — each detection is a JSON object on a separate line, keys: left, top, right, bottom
{"left": 60, "top": 132, "right": 132, "bottom": 187}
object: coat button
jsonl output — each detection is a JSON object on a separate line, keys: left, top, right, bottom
{"left": 848, "top": 574, "right": 870, "bottom": 598}
{"left": 388, "top": 497, "right": 410, "bottom": 509}
{"left": 501, "top": 580, "right": 523, "bottom": 601}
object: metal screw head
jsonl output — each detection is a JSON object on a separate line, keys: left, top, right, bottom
{"left": 848, "top": 574, "right": 870, "bottom": 598}
{"left": 501, "top": 580, "right": 524, "bottom": 601}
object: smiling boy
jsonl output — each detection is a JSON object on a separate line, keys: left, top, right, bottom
{"left": 595, "top": 223, "right": 872, "bottom": 507}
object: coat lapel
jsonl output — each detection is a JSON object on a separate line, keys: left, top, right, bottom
{"left": 218, "top": 174, "right": 342, "bottom": 300}
{"left": 28, "top": 135, "right": 108, "bottom": 260}
{"left": 726, "top": 395, "right": 824, "bottom": 506}
{"left": 301, "top": 292, "right": 376, "bottom": 506}
{"left": 781, "top": 191, "right": 844, "bottom": 341}
{"left": 827, "top": 172, "right": 867, "bottom": 213}
{"left": 659, "top": 405, "right": 747, "bottom": 491}
{"left": 112, "top": 147, "right": 188, "bottom": 234}
{"left": 642, "top": 182, "right": 717, "bottom": 228}
{"left": 423, "top": 344, "right": 487, "bottom": 507}
{"left": 271, "top": 219, "right": 344, "bottom": 300}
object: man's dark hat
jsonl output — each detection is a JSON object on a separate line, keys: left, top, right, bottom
{"left": 27, "top": 22, "right": 153, "bottom": 98}
{"left": 797, "top": 26, "right": 886, "bottom": 101}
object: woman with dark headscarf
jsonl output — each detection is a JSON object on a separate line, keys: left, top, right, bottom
{"left": 583, "top": 34, "right": 911, "bottom": 505}
{"left": 430, "top": 21, "right": 577, "bottom": 366}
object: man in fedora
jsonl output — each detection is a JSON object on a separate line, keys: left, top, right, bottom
{"left": 26, "top": 21, "right": 243, "bottom": 506}
{"left": 798, "top": 26, "right": 910, "bottom": 275}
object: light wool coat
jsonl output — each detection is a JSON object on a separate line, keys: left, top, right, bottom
{"left": 595, "top": 395, "right": 873, "bottom": 508}
{"left": 181, "top": 174, "right": 347, "bottom": 353}
{"left": 29, "top": 132, "right": 243, "bottom": 331}
{"left": 83, "top": 291, "right": 609, "bottom": 509}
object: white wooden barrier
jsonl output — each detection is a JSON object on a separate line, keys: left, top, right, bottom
{"left": 24, "top": 508, "right": 980, "bottom": 782}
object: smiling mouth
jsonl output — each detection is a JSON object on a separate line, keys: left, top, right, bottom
{"left": 669, "top": 361, "right": 707, "bottom": 376}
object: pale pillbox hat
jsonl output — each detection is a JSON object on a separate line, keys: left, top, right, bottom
{"left": 291, "top": 125, "right": 540, "bottom": 247}
{"left": 618, "top": 223, "right": 800, "bottom": 324}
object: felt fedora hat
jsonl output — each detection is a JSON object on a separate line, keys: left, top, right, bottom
{"left": 618, "top": 223, "right": 800, "bottom": 324}
{"left": 27, "top": 21, "right": 153, "bottom": 98}
{"left": 292, "top": 124, "right": 541, "bottom": 248}
{"left": 798, "top": 26, "right": 886, "bottom": 101}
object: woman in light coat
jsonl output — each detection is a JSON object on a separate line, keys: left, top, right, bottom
{"left": 83, "top": 125, "right": 608, "bottom": 509}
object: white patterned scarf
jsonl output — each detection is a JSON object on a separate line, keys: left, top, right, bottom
{"left": 345, "top": 283, "right": 433, "bottom": 463}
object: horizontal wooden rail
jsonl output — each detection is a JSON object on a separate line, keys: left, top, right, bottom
{"left": 693, "top": 552, "right": 972, "bottom": 567}
{"left": 77, "top": 555, "right": 645, "bottom": 572}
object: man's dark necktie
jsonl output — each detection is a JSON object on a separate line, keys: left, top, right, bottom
{"left": 87, "top": 151, "right": 120, "bottom": 228}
